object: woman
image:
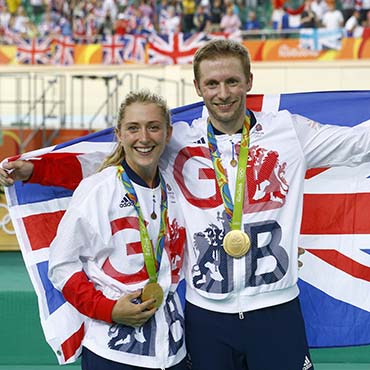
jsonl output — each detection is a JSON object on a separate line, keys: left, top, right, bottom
{"left": 48, "top": 90, "right": 187, "bottom": 370}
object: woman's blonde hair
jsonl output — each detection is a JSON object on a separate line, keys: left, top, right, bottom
{"left": 98, "top": 89, "right": 171, "bottom": 171}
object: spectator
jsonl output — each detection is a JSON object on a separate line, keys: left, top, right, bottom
{"left": 341, "top": 0, "right": 355, "bottom": 23}
{"left": 0, "top": 4, "right": 11, "bottom": 32}
{"left": 311, "top": 0, "right": 328, "bottom": 26}
{"left": 58, "top": 15, "right": 72, "bottom": 36}
{"left": 116, "top": 0, "right": 128, "bottom": 14}
{"left": 160, "top": 5, "right": 180, "bottom": 34}
{"left": 38, "top": 10, "right": 57, "bottom": 36}
{"left": 208, "top": 0, "right": 224, "bottom": 32}
{"left": 300, "top": 0, "right": 317, "bottom": 28}
{"left": 120, "top": 2, "right": 140, "bottom": 34}
{"left": 98, "top": 11, "right": 114, "bottom": 36}
{"left": 345, "top": 8, "right": 363, "bottom": 36}
{"left": 236, "top": 0, "right": 248, "bottom": 27}
{"left": 72, "top": 11, "right": 86, "bottom": 41}
{"left": 270, "top": 2, "right": 285, "bottom": 29}
{"left": 42, "top": 2, "right": 61, "bottom": 26}
{"left": 244, "top": 9, "right": 261, "bottom": 30}
{"left": 135, "top": 6, "right": 154, "bottom": 34}
{"left": 23, "top": 17, "right": 38, "bottom": 37}
{"left": 181, "top": 0, "right": 196, "bottom": 32}
{"left": 193, "top": 3, "right": 210, "bottom": 32}
{"left": 363, "top": 9, "right": 370, "bottom": 28}
{"left": 114, "top": 12, "right": 129, "bottom": 35}
{"left": 139, "top": 0, "right": 154, "bottom": 23}
{"left": 360, "top": 0, "right": 370, "bottom": 24}
{"left": 322, "top": 0, "right": 344, "bottom": 29}
{"left": 5, "top": 0, "right": 20, "bottom": 15}
{"left": 102, "top": 0, "right": 118, "bottom": 22}
{"left": 12, "top": 5, "right": 28, "bottom": 35}
{"left": 93, "top": 0, "right": 107, "bottom": 33}
{"left": 29, "top": 0, "right": 45, "bottom": 23}
{"left": 84, "top": 2, "right": 98, "bottom": 42}
{"left": 220, "top": 1, "right": 241, "bottom": 33}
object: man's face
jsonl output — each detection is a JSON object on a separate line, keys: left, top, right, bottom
{"left": 194, "top": 56, "right": 253, "bottom": 134}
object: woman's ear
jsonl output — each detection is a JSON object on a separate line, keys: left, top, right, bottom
{"left": 115, "top": 127, "right": 122, "bottom": 144}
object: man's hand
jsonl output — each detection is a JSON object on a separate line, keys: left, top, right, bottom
{"left": 111, "top": 290, "right": 157, "bottom": 327}
{"left": 0, "top": 160, "right": 34, "bottom": 186}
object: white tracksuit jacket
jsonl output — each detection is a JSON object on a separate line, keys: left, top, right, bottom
{"left": 160, "top": 109, "right": 370, "bottom": 314}
{"left": 48, "top": 166, "right": 186, "bottom": 368}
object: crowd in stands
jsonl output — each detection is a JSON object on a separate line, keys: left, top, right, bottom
{"left": 272, "top": 0, "right": 370, "bottom": 38}
{"left": 0, "top": 0, "right": 370, "bottom": 43}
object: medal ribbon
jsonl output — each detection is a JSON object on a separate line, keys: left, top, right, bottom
{"left": 207, "top": 114, "right": 250, "bottom": 231}
{"left": 118, "top": 165, "right": 168, "bottom": 283}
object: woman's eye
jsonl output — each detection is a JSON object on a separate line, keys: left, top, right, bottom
{"left": 149, "top": 125, "right": 160, "bottom": 131}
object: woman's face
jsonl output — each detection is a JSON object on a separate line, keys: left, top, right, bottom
{"left": 117, "top": 102, "right": 172, "bottom": 185}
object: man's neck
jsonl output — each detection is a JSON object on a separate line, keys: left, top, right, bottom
{"left": 210, "top": 110, "right": 256, "bottom": 135}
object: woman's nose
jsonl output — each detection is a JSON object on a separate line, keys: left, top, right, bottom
{"left": 139, "top": 127, "right": 150, "bottom": 141}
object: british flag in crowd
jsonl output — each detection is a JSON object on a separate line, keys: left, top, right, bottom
{"left": 3, "top": 91, "right": 370, "bottom": 364}
{"left": 123, "top": 34, "right": 147, "bottom": 64}
{"left": 102, "top": 34, "right": 126, "bottom": 65}
{"left": 15, "top": 37, "right": 52, "bottom": 65}
{"left": 1, "top": 28, "right": 23, "bottom": 45}
{"left": 147, "top": 32, "right": 208, "bottom": 64}
{"left": 52, "top": 35, "right": 75, "bottom": 65}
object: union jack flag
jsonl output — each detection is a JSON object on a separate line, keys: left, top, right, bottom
{"left": 15, "top": 37, "right": 52, "bottom": 65}
{"left": 102, "top": 34, "right": 126, "bottom": 65}
{"left": 1, "top": 28, "right": 23, "bottom": 45}
{"left": 148, "top": 32, "right": 208, "bottom": 65}
{"left": 52, "top": 35, "right": 75, "bottom": 66}
{"left": 123, "top": 34, "right": 147, "bottom": 64}
{"left": 3, "top": 91, "right": 370, "bottom": 364}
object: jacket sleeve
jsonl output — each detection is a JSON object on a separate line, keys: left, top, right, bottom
{"left": 29, "top": 151, "right": 106, "bottom": 190}
{"left": 48, "top": 187, "right": 116, "bottom": 323}
{"left": 61, "top": 271, "right": 116, "bottom": 323}
{"left": 291, "top": 112, "right": 370, "bottom": 168}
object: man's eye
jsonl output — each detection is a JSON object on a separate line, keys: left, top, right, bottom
{"left": 207, "top": 81, "right": 217, "bottom": 88}
{"left": 228, "top": 80, "right": 238, "bottom": 86}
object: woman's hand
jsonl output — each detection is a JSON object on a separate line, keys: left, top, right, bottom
{"left": 111, "top": 290, "right": 157, "bottom": 327}
{"left": 0, "top": 160, "right": 34, "bottom": 186}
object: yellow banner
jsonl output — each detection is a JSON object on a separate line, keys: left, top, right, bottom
{"left": 0, "top": 46, "right": 16, "bottom": 64}
{"left": 74, "top": 44, "right": 103, "bottom": 64}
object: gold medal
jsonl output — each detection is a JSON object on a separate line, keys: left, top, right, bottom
{"left": 230, "top": 159, "right": 237, "bottom": 167}
{"left": 141, "top": 282, "right": 164, "bottom": 309}
{"left": 223, "top": 230, "right": 250, "bottom": 258}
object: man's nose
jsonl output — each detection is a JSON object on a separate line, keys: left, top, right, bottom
{"left": 218, "top": 84, "right": 230, "bottom": 99}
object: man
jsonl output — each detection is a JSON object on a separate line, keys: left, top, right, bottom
{"left": 159, "top": 39, "right": 370, "bottom": 370}
{"left": 2, "top": 39, "right": 370, "bottom": 370}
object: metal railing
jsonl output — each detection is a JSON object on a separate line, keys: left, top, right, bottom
{"left": 0, "top": 71, "right": 196, "bottom": 149}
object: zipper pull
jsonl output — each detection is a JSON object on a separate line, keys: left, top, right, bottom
{"left": 239, "top": 312, "right": 244, "bottom": 320}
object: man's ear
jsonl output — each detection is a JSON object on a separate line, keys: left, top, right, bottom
{"left": 193, "top": 79, "right": 202, "bottom": 97}
{"left": 246, "top": 72, "right": 253, "bottom": 93}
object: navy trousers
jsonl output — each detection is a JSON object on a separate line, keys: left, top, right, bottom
{"left": 185, "top": 297, "right": 314, "bottom": 370}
